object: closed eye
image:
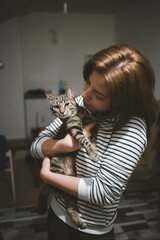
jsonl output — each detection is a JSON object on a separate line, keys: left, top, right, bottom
{"left": 95, "top": 93, "right": 106, "bottom": 100}
{"left": 86, "top": 77, "right": 109, "bottom": 100}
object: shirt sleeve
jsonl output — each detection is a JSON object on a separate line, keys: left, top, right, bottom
{"left": 78, "top": 118, "right": 147, "bottom": 206}
{"left": 30, "top": 118, "right": 63, "bottom": 159}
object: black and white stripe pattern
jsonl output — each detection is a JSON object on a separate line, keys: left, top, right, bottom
{"left": 30, "top": 96, "right": 147, "bottom": 229}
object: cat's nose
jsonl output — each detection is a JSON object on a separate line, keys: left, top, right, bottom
{"left": 60, "top": 107, "right": 65, "bottom": 114}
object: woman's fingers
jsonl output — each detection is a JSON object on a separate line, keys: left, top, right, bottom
{"left": 62, "top": 121, "right": 97, "bottom": 153}
{"left": 83, "top": 121, "right": 96, "bottom": 138}
{"left": 40, "top": 157, "right": 50, "bottom": 181}
{"left": 85, "top": 121, "right": 96, "bottom": 130}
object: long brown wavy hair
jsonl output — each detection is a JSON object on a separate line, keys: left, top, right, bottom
{"left": 83, "top": 44, "right": 158, "bottom": 135}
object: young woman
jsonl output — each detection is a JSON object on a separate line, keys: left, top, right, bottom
{"left": 31, "top": 44, "right": 157, "bottom": 240}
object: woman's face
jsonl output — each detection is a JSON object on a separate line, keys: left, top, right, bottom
{"left": 82, "top": 70, "right": 111, "bottom": 112}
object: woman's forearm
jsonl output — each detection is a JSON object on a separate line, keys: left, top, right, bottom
{"left": 46, "top": 172, "right": 80, "bottom": 197}
{"left": 41, "top": 134, "right": 81, "bottom": 157}
{"left": 41, "top": 139, "right": 67, "bottom": 156}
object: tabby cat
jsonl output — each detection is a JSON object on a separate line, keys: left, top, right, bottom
{"left": 38, "top": 86, "right": 99, "bottom": 229}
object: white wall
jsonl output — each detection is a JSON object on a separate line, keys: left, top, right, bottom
{"left": 1, "top": 3, "right": 160, "bottom": 139}
{"left": 0, "top": 17, "right": 26, "bottom": 139}
{"left": 115, "top": 0, "right": 160, "bottom": 99}
{"left": 21, "top": 12, "right": 115, "bottom": 96}
{"left": 21, "top": 12, "right": 115, "bottom": 136}
{"left": 0, "top": 12, "right": 115, "bottom": 139}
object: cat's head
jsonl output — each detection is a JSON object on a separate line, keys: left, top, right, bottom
{"left": 45, "top": 86, "right": 77, "bottom": 119}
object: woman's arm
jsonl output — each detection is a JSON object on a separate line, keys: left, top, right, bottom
{"left": 78, "top": 117, "right": 147, "bottom": 205}
{"left": 41, "top": 134, "right": 81, "bottom": 156}
{"left": 39, "top": 121, "right": 96, "bottom": 197}
{"left": 33, "top": 121, "right": 96, "bottom": 157}
{"left": 40, "top": 118, "right": 147, "bottom": 206}
{"left": 30, "top": 118, "right": 63, "bottom": 159}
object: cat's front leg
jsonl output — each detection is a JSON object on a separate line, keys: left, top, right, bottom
{"left": 86, "top": 142, "right": 99, "bottom": 162}
{"left": 71, "top": 130, "right": 99, "bottom": 162}
{"left": 67, "top": 117, "right": 99, "bottom": 162}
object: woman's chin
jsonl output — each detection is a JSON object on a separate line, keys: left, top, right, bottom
{"left": 84, "top": 102, "right": 93, "bottom": 111}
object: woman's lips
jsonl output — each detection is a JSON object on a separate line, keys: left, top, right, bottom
{"left": 83, "top": 101, "right": 92, "bottom": 109}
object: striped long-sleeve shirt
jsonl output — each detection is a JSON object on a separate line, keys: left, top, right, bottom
{"left": 30, "top": 96, "right": 147, "bottom": 234}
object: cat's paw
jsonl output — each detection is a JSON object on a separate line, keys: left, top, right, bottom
{"left": 89, "top": 150, "right": 99, "bottom": 162}
{"left": 78, "top": 221, "right": 87, "bottom": 229}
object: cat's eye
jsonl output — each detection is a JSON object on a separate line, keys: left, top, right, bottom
{"left": 54, "top": 105, "right": 59, "bottom": 109}
{"left": 65, "top": 103, "right": 69, "bottom": 107}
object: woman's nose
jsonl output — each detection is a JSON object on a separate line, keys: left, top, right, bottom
{"left": 82, "top": 86, "right": 92, "bottom": 100}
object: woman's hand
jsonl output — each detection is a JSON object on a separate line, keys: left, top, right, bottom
{"left": 83, "top": 121, "right": 96, "bottom": 138}
{"left": 40, "top": 157, "right": 51, "bottom": 182}
{"left": 63, "top": 121, "right": 96, "bottom": 152}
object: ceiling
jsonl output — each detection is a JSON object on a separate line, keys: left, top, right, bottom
{"left": 0, "top": 0, "right": 138, "bottom": 23}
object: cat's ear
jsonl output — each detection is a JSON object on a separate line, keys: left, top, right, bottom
{"left": 45, "top": 92, "right": 55, "bottom": 103}
{"left": 66, "top": 86, "right": 74, "bottom": 98}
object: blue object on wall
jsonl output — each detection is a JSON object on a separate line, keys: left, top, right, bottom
{"left": 58, "top": 80, "right": 66, "bottom": 95}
